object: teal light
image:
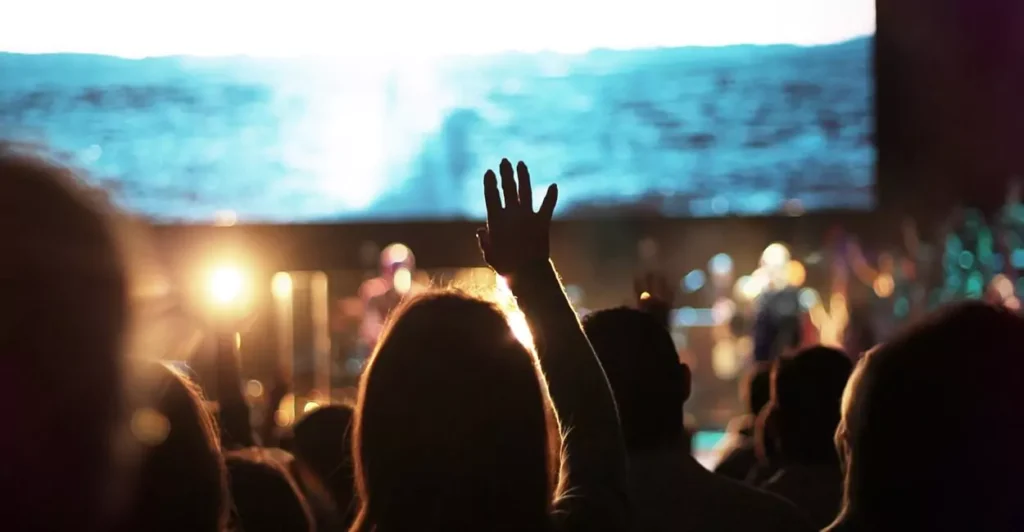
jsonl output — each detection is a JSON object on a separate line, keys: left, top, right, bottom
{"left": 945, "top": 234, "right": 963, "bottom": 254}
{"left": 978, "top": 229, "right": 994, "bottom": 265}
{"left": 966, "top": 271, "right": 984, "bottom": 298}
{"left": 958, "top": 251, "right": 975, "bottom": 270}
{"left": 894, "top": 297, "right": 910, "bottom": 318}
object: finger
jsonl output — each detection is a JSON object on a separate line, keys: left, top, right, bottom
{"left": 517, "top": 161, "right": 533, "bottom": 212}
{"left": 538, "top": 183, "right": 558, "bottom": 222}
{"left": 500, "top": 158, "right": 519, "bottom": 209}
{"left": 484, "top": 169, "right": 502, "bottom": 218}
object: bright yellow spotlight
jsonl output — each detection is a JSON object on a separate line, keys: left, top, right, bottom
{"left": 208, "top": 265, "right": 246, "bottom": 305}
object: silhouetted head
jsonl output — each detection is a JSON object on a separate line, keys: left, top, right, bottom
{"left": 835, "top": 302, "right": 1024, "bottom": 532}
{"left": 123, "top": 363, "right": 228, "bottom": 532}
{"left": 353, "top": 290, "right": 559, "bottom": 531}
{"left": 583, "top": 307, "right": 690, "bottom": 452}
{"left": 226, "top": 448, "right": 314, "bottom": 532}
{"left": 0, "top": 144, "right": 129, "bottom": 530}
{"left": 766, "top": 346, "right": 852, "bottom": 466}
{"left": 293, "top": 404, "right": 356, "bottom": 522}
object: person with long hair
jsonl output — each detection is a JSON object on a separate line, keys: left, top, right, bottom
{"left": 350, "top": 159, "right": 627, "bottom": 531}
{"left": 119, "top": 363, "right": 230, "bottom": 532}
{"left": 0, "top": 144, "right": 132, "bottom": 531}
{"left": 829, "top": 302, "right": 1024, "bottom": 532}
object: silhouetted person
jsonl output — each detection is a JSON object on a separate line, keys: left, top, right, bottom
{"left": 0, "top": 145, "right": 132, "bottom": 531}
{"left": 293, "top": 404, "right": 357, "bottom": 529}
{"left": 583, "top": 307, "right": 813, "bottom": 532}
{"left": 761, "top": 346, "right": 852, "bottom": 529}
{"left": 829, "top": 302, "right": 1024, "bottom": 532}
{"left": 351, "top": 160, "right": 627, "bottom": 531}
{"left": 716, "top": 365, "right": 776, "bottom": 483}
{"left": 754, "top": 287, "right": 803, "bottom": 363}
{"left": 121, "top": 363, "right": 229, "bottom": 532}
{"left": 226, "top": 448, "right": 314, "bottom": 532}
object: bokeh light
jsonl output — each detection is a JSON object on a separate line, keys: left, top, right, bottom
{"left": 785, "top": 260, "right": 806, "bottom": 287}
{"left": 761, "top": 243, "right": 791, "bottom": 269}
{"left": 872, "top": 273, "right": 895, "bottom": 298}
{"left": 271, "top": 272, "right": 293, "bottom": 300}
{"left": 683, "top": 269, "right": 707, "bottom": 292}
{"left": 709, "top": 253, "right": 734, "bottom": 276}
{"left": 245, "top": 379, "right": 264, "bottom": 399}
{"left": 131, "top": 407, "right": 170, "bottom": 446}
{"left": 208, "top": 265, "right": 247, "bottom": 305}
{"left": 393, "top": 267, "right": 413, "bottom": 295}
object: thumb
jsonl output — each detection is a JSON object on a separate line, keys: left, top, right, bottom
{"left": 476, "top": 228, "right": 491, "bottom": 253}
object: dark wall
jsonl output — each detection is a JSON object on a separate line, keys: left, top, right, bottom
{"left": 876, "top": 0, "right": 1024, "bottom": 222}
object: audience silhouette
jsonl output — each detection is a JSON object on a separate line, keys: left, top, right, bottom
{"left": 716, "top": 365, "right": 775, "bottom": 483}
{"left": 829, "top": 302, "right": 1024, "bottom": 532}
{"left": 226, "top": 447, "right": 314, "bottom": 532}
{"left": 292, "top": 404, "right": 358, "bottom": 530}
{"left": 0, "top": 145, "right": 133, "bottom": 532}
{"left": 760, "top": 346, "right": 853, "bottom": 528}
{"left": 8, "top": 138, "right": 1024, "bottom": 532}
{"left": 583, "top": 307, "right": 813, "bottom": 532}
{"left": 120, "top": 363, "right": 229, "bottom": 532}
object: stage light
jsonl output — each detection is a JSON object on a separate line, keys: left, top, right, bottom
{"left": 382, "top": 242, "right": 412, "bottom": 267}
{"left": 872, "top": 274, "right": 894, "bottom": 298}
{"left": 709, "top": 253, "right": 733, "bottom": 276}
{"left": 245, "top": 379, "right": 264, "bottom": 399}
{"left": 993, "top": 274, "right": 1014, "bottom": 300}
{"left": 208, "top": 265, "right": 247, "bottom": 305}
{"left": 683, "top": 269, "right": 706, "bottom": 292}
{"left": 736, "top": 272, "right": 768, "bottom": 301}
{"left": 785, "top": 260, "right": 806, "bottom": 287}
{"left": 798, "top": 288, "right": 820, "bottom": 309}
{"left": 393, "top": 267, "right": 412, "bottom": 295}
{"left": 271, "top": 272, "right": 293, "bottom": 300}
{"left": 761, "top": 243, "right": 791, "bottom": 268}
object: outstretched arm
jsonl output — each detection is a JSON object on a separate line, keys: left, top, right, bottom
{"left": 478, "top": 159, "right": 628, "bottom": 531}
{"left": 213, "top": 333, "right": 258, "bottom": 449}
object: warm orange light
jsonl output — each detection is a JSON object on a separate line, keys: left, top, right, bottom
{"left": 785, "top": 260, "right": 806, "bottom": 287}
{"left": 873, "top": 274, "right": 895, "bottom": 298}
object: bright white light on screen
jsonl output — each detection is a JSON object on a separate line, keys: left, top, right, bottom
{"left": 2, "top": 0, "right": 875, "bottom": 58}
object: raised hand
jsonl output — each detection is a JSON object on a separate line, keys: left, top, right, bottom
{"left": 477, "top": 159, "right": 558, "bottom": 275}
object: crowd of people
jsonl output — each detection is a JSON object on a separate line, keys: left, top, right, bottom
{"left": 4, "top": 144, "right": 1024, "bottom": 532}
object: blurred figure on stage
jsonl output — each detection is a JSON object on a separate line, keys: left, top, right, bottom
{"left": 359, "top": 243, "right": 424, "bottom": 353}
{"left": 753, "top": 244, "right": 804, "bottom": 364}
